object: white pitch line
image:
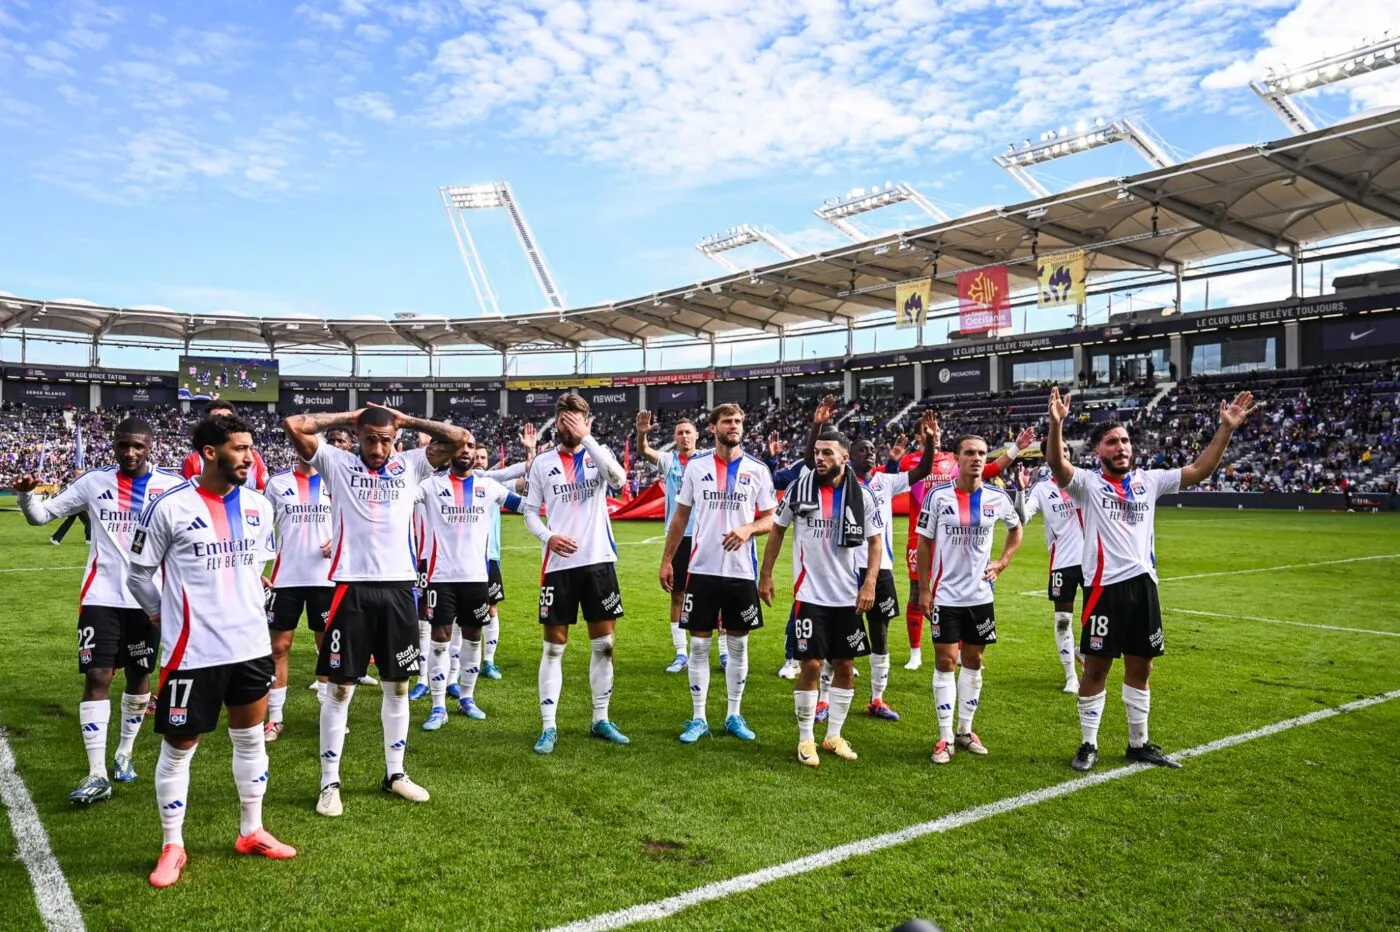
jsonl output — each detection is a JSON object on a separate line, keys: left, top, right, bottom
{"left": 1019, "top": 552, "right": 1400, "bottom": 597}
{"left": 550, "top": 689, "right": 1400, "bottom": 932}
{"left": 502, "top": 535, "right": 666, "bottom": 552}
{"left": 0, "top": 566, "right": 86, "bottom": 574}
{"left": 0, "top": 732, "right": 86, "bottom": 932}
{"left": 1168, "top": 607, "right": 1400, "bottom": 638}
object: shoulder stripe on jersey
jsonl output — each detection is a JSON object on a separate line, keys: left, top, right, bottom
{"left": 138, "top": 479, "right": 194, "bottom": 527}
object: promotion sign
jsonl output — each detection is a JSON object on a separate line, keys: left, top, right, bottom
{"left": 506, "top": 377, "right": 611, "bottom": 390}
{"left": 4, "top": 381, "right": 81, "bottom": 405}
{"left": 1322, "top": 314, "right": 1400, "bottom": 351}
{"left": 894, "top": 280, "right": 931, "bottom": 330}
{"left": 4, "top": 366, "right": 173, "bottom": 386}
{"left": 362, "top": 390, "right": 426, "bottom": 414}
{"left": 1037, "top": 250, "right": 1086, "bottom": 308}
{"left": 957, "top": 266, "right": 1011, "bottom": 334}
{"left": 654, "top": 384, "right": 702, "bottom": 405}
{"left": 583, "top": 388, "right": 635, "bottom": 410}
{"left": 278, "top": 389, "right": 349, "bottom": 412}
{"left": 110, "top": 385, "right": 174, "bottom": 407}
{"left": 616, "top": 370, "right": 713, "bottom": 386}
{"left": 442, "top": 392, "right": 495, "bottom": 411}
{"left": 924, "top": 359, "right": 988, "bottom": 396}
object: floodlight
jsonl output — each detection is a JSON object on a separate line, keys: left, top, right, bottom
{"left": 438, "top": 181, "right": 566, "bottom": 316}
{"left": 695, "top": 224, "right": 800, "bottom": 271}
{"left": 811, "top": 181, "right": 950, "bottom": 241}
{"left": 993, "top": 116, "right": 1175, "bottom": 197}
{"left": 1253, "top": 32, "right": 1400, "bottom": 134}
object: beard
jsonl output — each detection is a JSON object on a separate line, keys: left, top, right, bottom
{"left": 216, "top": 451, "right": 249, "bottom": 486}
{"left": 815, "top": 463, "right": 844, "bottom": 486}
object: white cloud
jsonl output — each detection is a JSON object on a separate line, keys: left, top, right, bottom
{"left": 353, "top": 22, "right": 391, "bottom": 42}
{"left": 24, "top": 53, "right": 76, "bottom": 77}
{"left": 336, "top": 89, "right": 396, "bottom": 121}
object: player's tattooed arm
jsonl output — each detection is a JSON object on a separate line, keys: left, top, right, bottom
{"left": 371, "top": 408, "right": 469, "bottom": 470}
{"left": 757, "top": 523, "right": 787, "bottom": 606}
{"left": 1044, "top": 388, "right": 1075, "bottom": 488}
{"left": 1180, "top": 391, "right": 1257, "bottom": 489}
{"left": 283, "top": 410, "right": 364, "bottom": 460}
{"left": 635, "top": 411, "right": 662, "bottom": 465}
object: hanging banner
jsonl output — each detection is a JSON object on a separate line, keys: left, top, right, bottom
{"left": 1037, "top": 250, "right": 1086, "bottom": 308}
{"left": 505, "top": 377, "right": 611, "bottom": 390}
{"left": 894, "top": 280, "right": 931, "bottom": 330}
{"left": 958, "top": 265, "right": 1011, "bottom": 333}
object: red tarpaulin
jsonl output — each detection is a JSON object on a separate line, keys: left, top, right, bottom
{"left": 606, "top": 482, "right": 915, "bottom": 519}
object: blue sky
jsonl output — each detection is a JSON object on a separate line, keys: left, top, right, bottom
{"left": 1, "top": 0, "right": 1398, "bottom": 376}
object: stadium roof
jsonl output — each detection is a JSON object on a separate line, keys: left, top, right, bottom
{"left": 5, "top": 108, "right": 1400, "bottom": 355}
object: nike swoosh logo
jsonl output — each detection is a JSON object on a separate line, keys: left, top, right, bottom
{"left": 1351, "top": 329, "right": 1376, "bottom": 341}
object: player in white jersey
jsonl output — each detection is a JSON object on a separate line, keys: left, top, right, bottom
{"left": 1023, "top": 465, "right": 1087, "bottom": 693}
{"left": 523, "top": 393, "right": 630, "bottom": 754}
{"left": 760, "top": 429, "right": 883, "bottom": 767}
{"left": 1046, "top": 387, "right": 1255, "bottom": 772}
{"left": 846, "top": 415, "right": 936, "bottom": 722}
{"left": 128, "top": 414, "right": 295, "bottom": 887}
{"left": 659, "top": 404, "right": 776, "bottom": 744}
{"left": 283, "top": 404, "right": 468, "bottom": 816}
{"left": 263, "top": 461, "right": 334, "bottom": 740}
{"left": 416, "top": 436, "right": 524, "bottom": 730}
{"left": 472, "top": 432, "right": 535, "bottom": 681}
{"left": 637, "top": 410, "right": 705, "bottom": 673}
{"left": 15, "top": 418, "right": 184, "bottom": 803}
{"left": 916, "top": 435, "right": 1023, "bottom": 764}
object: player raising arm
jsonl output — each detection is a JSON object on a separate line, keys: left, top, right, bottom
{"left": 1045, "top": 387, "right": 1255, "bottom": 772}
{"left": 1023, "top": 465, "right": 1086, "bottom": 694}
{"left": 283, "top": 403, "right": 468, "bottom": 817}
{"left": 129, "top": 414, "right": 293, "bottom": 887}
{"left": 523, "top": 393, "right": 629, "bottom": 754}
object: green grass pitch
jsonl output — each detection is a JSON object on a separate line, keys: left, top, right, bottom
{"left": 0, "top": 507, "right": 1398, "bottom": 931}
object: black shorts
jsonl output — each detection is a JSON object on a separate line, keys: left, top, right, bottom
{"left": 863, "top": 570, "right": 900, "bottom": 654}
{"left": 671, "top": 538, "right": 691, "bottom": 590}
{"left": 1080, "top": 573, "right": 1164, "bottom": 659}
{"left": 487, "top": 560, "right": 505, "bottom": 604}
{"left": 416, "top": 560, "right": 430, "bottom": 621}
{"left": 792, "top": 603, "right": 870, "bottom": 660}
{"left": 317, "top": 582, "right": 421, "bottom": 681}
{"left": 540, "top": 563, "right": 624, "bottom": 626}
{"left": 1048, "top": 565, "right": 1085, "bottom": 603}
{"left": 270, "top": 586, "right": 335, "bottom": 632}
{"left": 930, "top": 603, "right": 998, "bottom": 646}
{"left": 680, "top": 574, "right": 763, "bottom": 633}
{"left": 426, "top": 581, "right": 493, "bottom": 631}
{"left": 77, "top": 606, "right": 157, "bottom": 674}
{"left": 156, "top": 656, "right": 275, "bottom": 736}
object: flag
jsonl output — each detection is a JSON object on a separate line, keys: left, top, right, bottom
{"left": 498, "top": 443, "right": 506, "bottom": 468}
{"left": 623, "top": 437, "right": 632, "bottom": 472}
{"left": 958, "top": 265, "right": 1011, "bottom": 333}
{"left": 74, "top": 424, "right": 86, "bottom": 471}
{"left": 1037, "top": 250, "right": 1086, "bottom": 308}
{"left": 893, "top": 280, "right": 931, "bottom": 330}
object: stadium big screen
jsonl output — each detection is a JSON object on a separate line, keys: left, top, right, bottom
{"left": 177, "top": 355, "right": 279, "bottom": 403}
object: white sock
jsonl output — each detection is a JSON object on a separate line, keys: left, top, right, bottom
{"left": 448, "top": 624, "right": 463, "bottom": 683}
{"left": 870, "top": 654, "right": 890, "bottom": 702}
{"left": 688, "top": 635, "right": 712, "bottom": 722}
{"left": 670, "top": 621, "right": 686, "bottom": 655}
{"left": 319, "top": 683, "right": 355, "bottom": 789}
{"left": 267, "top": 687, "right": 288, "bottom": 725}
{"left": 428, "top": 641, "right": 450, "bottom": 709}
{"left": 908, "top": 646, "right": 923, "bottom": 666}
{"left": 933, "top": 669, "right": 956, "bottom": 743}
{"left": 794, "top": 689, "right": 818, "bottom": 743}
{"left": 79, "top": 699, "right": 109, "bottom": 778}
{"left": 724, "top": 634, "right": 749, "bottom": 719}
{"left": 155, "top": 741, "right": 196, "bottom": 847}
{"left": 1054, "top": 612, "right": 1077, "bottom": 678}
{"left": 459, "top": 638, "right": 482, "bottom": 699}
{"left": 316, "top": 680, "right": 327, "bottom": 704}
{"left": 1079, "top": 690, "right": 1106, "bottom": 747}
{"left": 116, "top": 692, "right": 149, "bottom": 758}
{"left": 957, "top": 666, "right": 983, "bottom": 734}
{"left": 589, "top": 634, "right": 615, "bottom": 724}
{"left": 539, "top": 641, "right": 564, "bottom": 730}
{"left": 416, "top": 621, "right": 431, "bottom": 686}
{"left": 381, "top": 688, "right": 409, "bottom": 778}
{"left": 484, "top": 614, "right": 500, "bottom": 663}
{"left": 819, "top": 661, "right": 831, "bottom": 704}
{"left": 229, "top": 725, "right": 267, "bottom": 836}
{"left": 1123, "top": 684, "right": 1150, "bottom": 748}
{"left": 826, "top": 686, "right": 854, "bottom": 740}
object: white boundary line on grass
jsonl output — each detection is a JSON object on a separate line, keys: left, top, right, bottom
{"left": 550, "top": 689, "right": 1400, "bottom": 932}
{"left": 1167, "top": 607, "right": 1400, "bottom": 638}
{"left": 0, "top": 731, "right": 86, "bottom": 932}
{"left": 1018, "top": 552, "right": 1400, "bottom": 597}
{"left": 0, "top": 566, "right": 87, "bottom": 574}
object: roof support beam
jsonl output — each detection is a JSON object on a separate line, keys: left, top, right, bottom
{"left": 903, "top": 238, "right": 1039, "bottom": 284}
{"left": 1000, "top": 215, "right": 1171, "bottom": 270}
{"left": 1123, "top": 186, "right": 1294, "bottom": 254}
{"left": 756, "top": 274, "right": 883, "bottom": 312}
{"left": 660, "top": 296, "right": 781, "bottom": 334}
{"left": 1, "top": 302, "right": 46, "bottom": 333}
{"left": 625, "top": 305, "right": 709, "bottom": 340}
{"left": 324, "top": 324, "right": 358, "bottom": 354}
{"left": 1259, "top": 148, "right": 1400, "bottom": 224}
{"left": 569, "top": 316, "right": 646, "bottom": 346}
{"left": 392, "top": 326, "right": 436, "bottom": 354}
{"left": 508, "top": 322, "right": 581, "bottom": 350}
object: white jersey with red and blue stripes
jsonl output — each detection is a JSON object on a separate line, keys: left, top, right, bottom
{"left": 856, "top": 469, "right": 910, "bottom": 571}
{"left": 34, "top": 466, "right": 184, "bottom": 609}
{"left": 675, "top": 451, "right": 775, "bottom": 580}
{"left": 418, "top": 472, "right": 521, "bottom": 584}
{"left": 1024, "top": 477, "right": 1085, "bottom": 572}
{"left": 1062, "top": 466, "right": 1181, "bottom": 587}
{"left": 773, "top": 477, "right": 882, "bottom": 608}
{"left": 265, "top": 469, "right": 334, "bottom": 589}
{"left": 524, "top": 446, "right": 618, "bottom": 573}
{"left": 130, "top": 482, "right": 276, "bottom": 673}
{"left": 311, "top": 444, "right": 434, "bottom": 584}
{"left": 915, "top": 482, "right": 1021, "bottom": 607}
